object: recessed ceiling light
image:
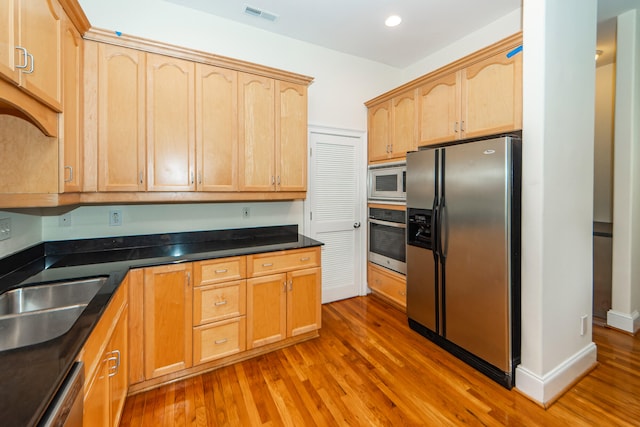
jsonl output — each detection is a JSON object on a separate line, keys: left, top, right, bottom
{"left": 385, "top": 15, "right": 402, "bottom": 27}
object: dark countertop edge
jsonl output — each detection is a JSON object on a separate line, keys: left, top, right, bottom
{"left": 0, "top": 227, "right": 322, "bottom": 427}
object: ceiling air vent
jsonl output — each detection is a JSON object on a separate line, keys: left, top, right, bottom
{"left": 244, "top": 5, "right": 279, "bottom": 22}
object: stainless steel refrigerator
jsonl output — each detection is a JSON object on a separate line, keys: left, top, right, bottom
{"left": 406, "top": 134, "right": 521, "bottom": 389}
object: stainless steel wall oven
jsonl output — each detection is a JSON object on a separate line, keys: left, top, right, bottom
{"left": 368, "top": 207, "right": 406, "bottom": 274}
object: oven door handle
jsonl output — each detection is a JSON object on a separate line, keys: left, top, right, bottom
{"left": 368, "top": 218, "right": 406, "bottom": 228}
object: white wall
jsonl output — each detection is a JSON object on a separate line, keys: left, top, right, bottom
{"left": 609, "top": 9, "right": 640, "bottom": 334}
{"left": 594, "top": 63, "right": 615, "bottom": 223}
{"left": 42, "top": 202, "right": 304, "bottom": 241}
{"left": 516, "top": 0, "right": 598, "bottom": 405}
{"left": 0, "top": 211, "right": 42, "bottom": 256}
{"left": 401, "top": 9, "right": 522, "bottom": 82}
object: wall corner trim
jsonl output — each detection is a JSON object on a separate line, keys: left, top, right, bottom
{"left": 607, "top": 309, "right": 640, "bottom": 334}
{"left": 515, "top": 342, "right": 597, "bottom": 407}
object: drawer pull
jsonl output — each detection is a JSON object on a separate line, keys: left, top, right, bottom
{"left": 215, "top": 338, "right": 228, "bottom": 345}
{"left": 214, "top": 300, "right": 228, "bottom": 306}
{"left": 262, "top": 263, "right": 274, "bottom": 267}
{"left": 300, "top": 257, "right": 310, "bottom": 262}
{"left": 215, "top": 269, "right": 228, "bottom": 274}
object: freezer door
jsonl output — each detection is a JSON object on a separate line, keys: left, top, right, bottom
{"left": 406, "top": 149, "right": 437, "bottom": 209}
{"left": 406, "top": 149, "right": 439, "bottom": 332}
{"left": 442, "top": 137, "right": 512, "bottom": 372}
{"left": 407, "top": 245, "right": 438, "bottom": 331}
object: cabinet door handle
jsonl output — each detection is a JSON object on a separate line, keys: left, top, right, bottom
{"left": 277, "top": 176, "right": 281, "bottom": 185}
{"left": 107, "top": 350, "right": 121, "bottom": 377}
{"left": 390, "top": 143, "right": 393, "bottom": 153}
{"left": 215, "top": 269, "right": 228, "bottom": 274}
{"left": 23, "top": 53, "right": 36, "bottom": 74}
{"left": 198, "top": 172, "right": 202, "bottom": 185}
{"left": 190, "top": 172, "right": 195, "bottom": 185}
{"left": 15, "top": 46, "right": 28, "bottom": 69}
{"left": 454, "top": 122, "right": 458, "bottom": 133}
{"left": 300, "top": 257, "right": 310, "bottom": 262}
{"left": 186, "top": 272, "right": 191, "bottom": 288}
{"left": 215, "top": 338, "right": 228, "bottom": 345}
{"left": 288, "top": 279, "right": 293, "bottom": 292}
{"left": 139, "top": 172, "right": 144, "bottom": 184}
{"left": 460, "top": 120, "right": 465, "bottom": 132}
{"left": 214, "top": 300, "right": 228, "bottom": 306}
{"left": 283, "top": 281, "right": 287, "bottom": 292}
{"left": 64, "top": 166, "right": 74, "bottom": 183}
{"left": 271, "top": 176, "right": 275, "bottom": 185}
{"left": 262, "top": 263, "right": 273, "bottom": 267}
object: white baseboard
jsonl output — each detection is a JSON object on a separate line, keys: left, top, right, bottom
{"left": 607, "top": 309, "right": 640, "bottom": 334}
{"left": 515, "top": 342, "right": 597, "bottom": 405}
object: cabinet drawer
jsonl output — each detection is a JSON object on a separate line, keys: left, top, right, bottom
{"left": 193, "top": 317, "right": 246, "bottom": 365}
{"left": 193, "top": 257, "right": 246, "bottom": 286}
{"left": 368, "top": 263, "right": 406, "bottom": 309}
{"left": 248, "top": 248, "right": 320, "bottom": 277}
{"left": 193, "top": 280, "right": 246, "bottom": 326}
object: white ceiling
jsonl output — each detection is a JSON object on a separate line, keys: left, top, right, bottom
{"left": 163, "top": 0, "right": 521, "bottom": 68}
{"left": 162, "top": 0, "right": 638, "bottom": 68}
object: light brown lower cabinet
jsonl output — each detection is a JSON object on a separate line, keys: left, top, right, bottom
{"left": 368, "top": 262, "right": 407, "bottom": 310}
{"left": 81, "top": 276, "right": 128, "bottom": 427}
{"left": 124, "top": 248, "right": 321, "bottom": 393}
{"left": 143, "top": 263, "right": 193, "bottom": 379}
{"left": 246, "top": 247, "right": 322, "bottom": 349}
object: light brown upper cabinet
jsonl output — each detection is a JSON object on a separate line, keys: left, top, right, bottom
{"left": 390, "top": 90, "right": 418, "bottom": 157}
{"left": 368, "top": 101, "right": 391, "bottom": 162}
{"left": 419, "top": 45, "right": 522, "bottom": 146}
{"left": 60, "top": 16, "right": 83, "bottom": 193}
{"left": 195, "top": 64, "right": 238, "bottom": 191}
{"left": 368, "top": 91, "right": 417, "bottom": 163}
{"left": 276, "top": 81, "right": 307, "bottom": 192}
{"left": 238, "top": 75, "right": 308, "bottom": 192}
{"left": 461, "top": 48, "right": 522, "bottom": 138}
{"left": 146, "top": 53, "right": 196, "bottom": 191}
{"left": 94, "top": 43, "right": 146, "bottom": 192}
{"left": 238, "top": 73, "right": 276, "bottom": 191}
{"left": 0, "top": 0, "right": 63, "bottom": 112}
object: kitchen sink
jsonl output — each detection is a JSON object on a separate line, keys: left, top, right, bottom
{"left": 0, "top": 304, "right": 89, "bottom": 352}
{"left": 0, "top": 277, "right": 106, "bottom": 315}
{"left": 0, "top": 277, "right": 107, "bottom": 351}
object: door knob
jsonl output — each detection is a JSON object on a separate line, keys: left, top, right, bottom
{"left": 353, "top": 222, "right": 361, "bottom": 229}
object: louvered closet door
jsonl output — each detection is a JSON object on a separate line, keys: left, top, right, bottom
{"left": 308, "top": 130, "right": 364, "bottom": 303}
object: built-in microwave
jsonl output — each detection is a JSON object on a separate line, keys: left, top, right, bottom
{"left": 367, "top": 162, "right": 406, "bottom": 202}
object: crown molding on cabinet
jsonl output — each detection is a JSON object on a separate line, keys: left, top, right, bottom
{"left": 365, "top": 32, "right": 522, "bottom": 108}
{"left": 58, "top": 0, "right": 91, "bottom": 34}
{"left": 83, "top": 28, "right": 314, "bottom": 87}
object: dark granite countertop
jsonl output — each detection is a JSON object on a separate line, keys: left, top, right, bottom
{"left": 0, "top": 225, "right": 322, "bottom": 427}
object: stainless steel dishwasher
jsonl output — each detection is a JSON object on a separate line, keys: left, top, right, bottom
{"left": 38, "top": 361, "right": 84, "bottom": 427}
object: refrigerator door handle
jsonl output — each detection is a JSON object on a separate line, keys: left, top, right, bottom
{"left": 438, "top": 199, "right": 447, "bottom": 261}
{"left": 432, "top": 197, "right": 439, "bottom": 260}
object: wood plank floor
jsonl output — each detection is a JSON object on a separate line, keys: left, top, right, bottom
{"left": 119, "top": 296, "right": 640, "bottom": 426}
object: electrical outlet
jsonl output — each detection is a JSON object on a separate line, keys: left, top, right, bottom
{"left": 59, "top": 213, "right": 72, "bottom": 227}
{"left": 242, "top": 207, "right": 250, "bottom": 219}
{"left": 0, "top": 218, "right": 11, "bottom": 241}
{"left": 109, "top": 209, "right": 123, "bottom": 226}
{"left": 580, "top": 314, "right": 589, "bottom": 336}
